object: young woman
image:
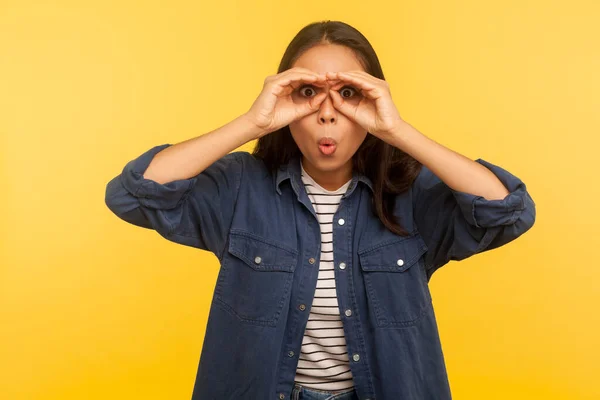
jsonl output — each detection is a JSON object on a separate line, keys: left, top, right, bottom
{"left": 105, "top": 20, "right": 536, "bottom": 400}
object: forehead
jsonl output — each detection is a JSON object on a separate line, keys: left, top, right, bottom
{"left": 291, "top": 44, "right": 365, "bottom": 73}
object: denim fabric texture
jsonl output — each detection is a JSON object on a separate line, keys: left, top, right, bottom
{"left": 291, "top": 384, "right": 358, "bottom": 400}
{"left": 105, "top": 144, "right": 536, "bottom": 400}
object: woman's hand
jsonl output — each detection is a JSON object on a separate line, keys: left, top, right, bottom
{"left": 245, "top": 67, "right": 329, "bottom": 138}
{"left": 325, "top": 71, "right": 404, "bottom": 141}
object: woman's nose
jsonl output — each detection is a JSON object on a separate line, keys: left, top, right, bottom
{"left": 318, "top": 93, "right": 336, "bottom": 123}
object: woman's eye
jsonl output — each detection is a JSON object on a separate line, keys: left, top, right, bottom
{"left": 298, "top": 85, "right": 359, "bottom": 98}
{"left": 299, "top": 85, "right": 318, "bottom": 98}
{"left": 339, "top": 86, "right": 358, "bottom": 98}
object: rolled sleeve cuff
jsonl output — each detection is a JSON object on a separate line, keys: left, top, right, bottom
{"left": 452, "top": 159, "right": 529, "bottom": 228}
{"left": 120, "top": 144, "right": 197, "bottom": 210}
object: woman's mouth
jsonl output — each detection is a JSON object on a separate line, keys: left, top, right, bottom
{"left": 318, "top": 138, "right": 337, "bottom": 156}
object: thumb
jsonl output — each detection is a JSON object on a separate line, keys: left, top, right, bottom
{"left": 297, "top": 92, "right": 328, "bottom": 118}
{"left": 328, "top": 89, "right": 354, "bottom": 118}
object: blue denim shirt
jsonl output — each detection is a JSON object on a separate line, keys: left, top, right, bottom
{"left": 105, "top": 144, "right": 536, "bottom": 400}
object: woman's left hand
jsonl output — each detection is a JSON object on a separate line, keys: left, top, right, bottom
{"left": 325, "top": 71, "right": 404, "bottom": 141}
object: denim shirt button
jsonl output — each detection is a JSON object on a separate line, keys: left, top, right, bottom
{"left": 309, "top": 257, "right": 316, "bottom": 264}
{"left": 279, "top": 393, "right": 285, "bottom": 399}
{"left": 254, "top": 256, "right": 262, "bottom": 264}
{"left": 397, "top": 258, "right": 404, "bottom": 266}
{"left": 338, "top": 218, "right": 345, "bottom": 225}
{"left": 299, "top": 304, "right": 306, "bottom": 311}
{"left": 352, "top": 353, "right": 360, "bottom": 362}
{"left": 339, "top": 262, "right": 346, "bottom": 270}
{"left": 345, "top": 309, "right": 352, "bottom": 317}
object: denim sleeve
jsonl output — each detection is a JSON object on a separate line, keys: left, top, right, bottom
{"left": 412, "top": 158, "right": 536, "bottom": 279}
{"left": 105, "top": 144, "right": 244, "bottom": 259}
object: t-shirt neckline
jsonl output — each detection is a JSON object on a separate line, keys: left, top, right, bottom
{"left": 300, "top": 161, "right": 352, "bottom": 195}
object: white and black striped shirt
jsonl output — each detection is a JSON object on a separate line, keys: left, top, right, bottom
{"left": 294, "top": 161, "right": 355, "bottom": 392}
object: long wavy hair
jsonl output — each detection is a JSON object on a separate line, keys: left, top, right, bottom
{"left": 252, "top": 20, "right": 422, "bottom": 236}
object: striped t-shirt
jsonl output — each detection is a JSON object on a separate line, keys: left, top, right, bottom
{"left": 293, "top": 161, "right": 355, "bottom": 392}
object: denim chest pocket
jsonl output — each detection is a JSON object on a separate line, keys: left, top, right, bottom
{"left": 358, "top": 234, "right": 431, "bottom": 328}
{"left": 214, "top": 231, "right": 298, "bottom": 326}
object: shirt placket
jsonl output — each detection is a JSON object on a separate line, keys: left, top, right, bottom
{"left": 275, "top": 178, "right": 376, "bottom": 400}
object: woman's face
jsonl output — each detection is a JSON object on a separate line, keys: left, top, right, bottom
{"left": 289, "top": 43, "right": 369, "bottom": 187}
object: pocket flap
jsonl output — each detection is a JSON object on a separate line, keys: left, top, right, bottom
{"left": 228, "top": 231, "right": 298, "bottom": 272}
{"left": 358, "top": 235, "right": 427, "bottom": 272}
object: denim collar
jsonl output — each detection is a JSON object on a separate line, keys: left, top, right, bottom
{"left": 275, "top": 154, "right": 374, "bottom": 199}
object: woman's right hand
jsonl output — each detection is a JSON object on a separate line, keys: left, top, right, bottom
{"left": 245, "top": 67, "right": 329, "bottom": 138}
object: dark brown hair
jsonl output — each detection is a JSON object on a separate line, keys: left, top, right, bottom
{"left": 252, "top": 20, "right": 422, "bottom": 236}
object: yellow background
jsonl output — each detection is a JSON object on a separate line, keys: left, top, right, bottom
{"left": 1, "top": 0, "right": 598, "bottom": 399}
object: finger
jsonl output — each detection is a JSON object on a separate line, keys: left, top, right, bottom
{"left": 323, "top": 76, "right": 368, "bottom": 98}
{"left": 332, "top": 70, "right": 384, "bottom": 90}
{"left": 326, "top": 79, "right": 357, "bottom": 92}
{"left": 297, "top": 91, "right": 328, "bottom": 117}
{"left": 343, "top": 70, "right": 384, "bottom": 86}
{"left": 328, "top": 72, "right": 383, "bottom": 100}
{"left": 341, "top": 71, "right": 390, "bottom": 96}
{"left": 272, "top": 73, "right": 326, "bottom": 95}
{"left": 277, "top": 73, "right": 322, "bottom": 87}
{"left": 332, "top": 71, "right": 378, "bottom": 90}
{"left": 327, "top": 70, "right": 382, "bottom": 87}
{"left": 328, "top": 89, "right": 356, "bottom": 119}
{"left": 281, "top": 68, "right": 328, "bottom": 84}
{"left": 326, "top": 71, "right": 368, "bottom": 82}
{"left": 326, "top": 71, "right": 372, "bottom": 87}
{"left": 290, "top": 76, "right": 330, "bottom": 90}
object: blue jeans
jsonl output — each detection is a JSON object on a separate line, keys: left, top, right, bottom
{"left": 291, "top": 384, "right": 359, "bottom": 400}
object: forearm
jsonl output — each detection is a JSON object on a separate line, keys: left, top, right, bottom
{"left": 143, "top": 113, "right": 263, "bottom": 184}
{"left": 390, "top": 119, "right": 510, "bottom": 201}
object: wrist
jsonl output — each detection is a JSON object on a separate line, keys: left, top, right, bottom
{"left": 240, "top": 113, "right": 268, "bottom": 140}
{"left": 388, "top": 119, "right": 420, "bottom": 151}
